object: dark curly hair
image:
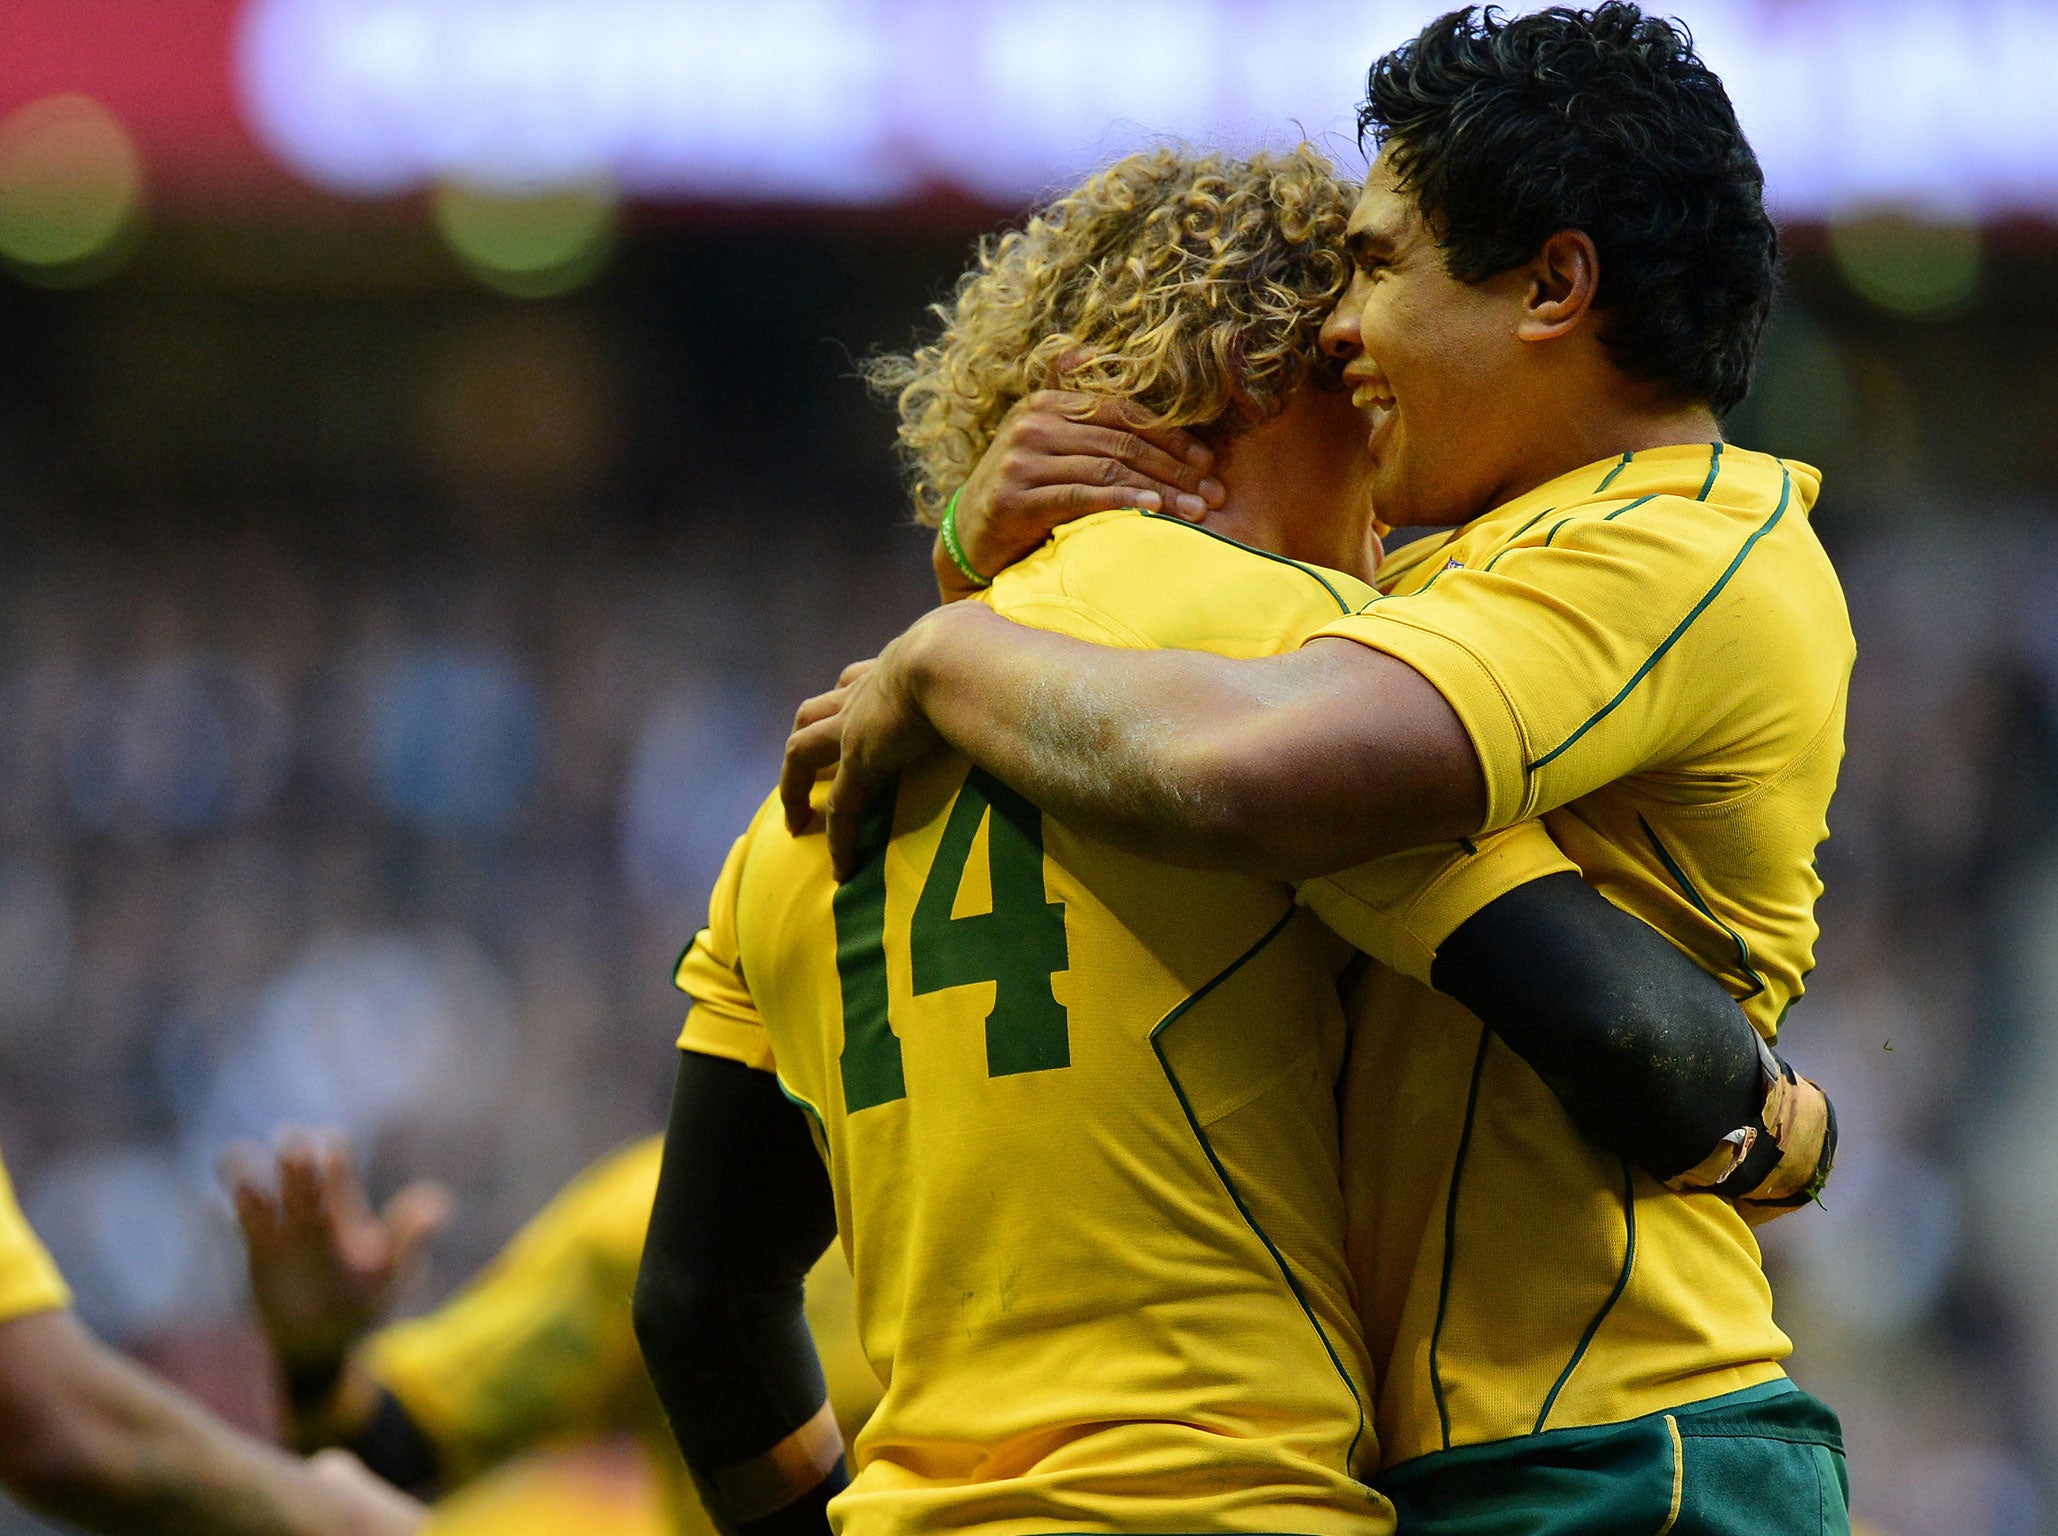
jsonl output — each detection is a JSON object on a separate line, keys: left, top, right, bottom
{"left": 1360, "top": 4, "right": 1776, "bottom": 414}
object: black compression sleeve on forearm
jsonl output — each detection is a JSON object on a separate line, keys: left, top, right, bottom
{"left": 344, "top": 1389, "right": 441, "bottom": 1498}
{"left": 1429, "top": 871, "right": 1764, "bottom": 1183}
{"left": 738, "top": 1458, "right": 852, "bottom": 1536}
{"left": 634, "top": 1050, "right": 841, "bottom": 1532}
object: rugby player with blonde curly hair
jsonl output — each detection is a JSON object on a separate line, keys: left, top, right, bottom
{"left": 635, "top": 142, "right": 1821, "bottom": 1536}
{"left": 870, "top": 143, "right": 1360, "bottom": 542}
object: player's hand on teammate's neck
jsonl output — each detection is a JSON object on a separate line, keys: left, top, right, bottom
{"left": 1199, "top": 385, "right": 1382, "bottom": 582}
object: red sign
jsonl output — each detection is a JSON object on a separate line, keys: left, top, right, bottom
{"left": 0, "top": 1, "right": 292, "bottom": 208}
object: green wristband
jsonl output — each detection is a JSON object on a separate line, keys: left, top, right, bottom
{"left": 939, "top": 487, "right": 992, "bottom": 589}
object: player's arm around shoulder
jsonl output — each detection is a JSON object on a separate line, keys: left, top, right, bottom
{"left": 1318, "top": 489, "right": 1834, "bottom": 830}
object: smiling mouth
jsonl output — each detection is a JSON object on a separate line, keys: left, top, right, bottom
{"left": 1350, "top": 380, "right": 1394, "bottom": 413}
{"left": 1351, "top": 384, "right": 1395, "bottom": 444}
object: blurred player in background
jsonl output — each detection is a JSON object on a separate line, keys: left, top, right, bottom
{"left": 225, "top": 1133, "right": 878, "bottom": 1536}
{"left": 793, "top": 7, "right": 1852, "bottom": 1534}
{"left": 0, "top": 1139, "right": 422, "bottom": 1536}
{"left": 637, "top": 143, "right": 1829, "bottom": 1536}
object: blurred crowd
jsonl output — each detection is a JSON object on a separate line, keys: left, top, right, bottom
{"left": 0, "top": 522, "right": 931, "bottom": 1429}
{"left": 0, "top": 240, "right": 2054, "bottom": 1536}
{"left": 1761, "top": 514, "right": 2058, "bottom": 1536}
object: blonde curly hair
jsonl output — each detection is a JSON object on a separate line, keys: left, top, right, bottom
{"left": 866, "top": 144, "right": 1359, "bottom": 526}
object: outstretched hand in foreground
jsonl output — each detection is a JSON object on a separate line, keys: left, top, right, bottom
{"left": 223, "top": 1132, "right": 450, "bottom": 1405}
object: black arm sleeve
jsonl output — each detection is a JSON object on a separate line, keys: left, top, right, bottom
{"left": 342, "top": 1390, "right": 441, "bottom": 1499}
{"left": 633, "top": 1049, "right": 844, "bottom": 1536}
{"left": 1429, "top": 871, "right": 1766, "bottom": 1184}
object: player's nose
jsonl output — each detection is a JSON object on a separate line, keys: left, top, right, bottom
{"left": 1320, "top": 293, "right": 1362, "bottom": 360}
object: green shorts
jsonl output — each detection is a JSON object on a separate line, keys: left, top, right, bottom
{"left": 1376, "top": 1380, "right": 1849, "bottom": 1536}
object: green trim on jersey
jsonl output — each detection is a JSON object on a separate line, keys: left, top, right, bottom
{"left": 1593, "top": 451, "right": 1635, "bottom": 494}
{"left": 1428, "top": 1026, "right": 1494, "bottom": 1450}
{"left": 1430, "top": 1056, "right": 1641, "bottom": 1443}
{"left": 1138, "top": 512, "right": 1357, "bottom": 612}
{"left": 1697, "top": 441, "right": 1726, "bottom": 502}
{"left": 1481, "top": 508, "right": 1561, "bottom": 571}
{"left": 774, "top": 1073, "right": 831, "bottom": 1151}
{"left": 1603, "top": 493, "right": 1661, "bottom": 522}
{"left": 1539, "top": 492, "right": 1658, "bottom": 550}
{"left": 1149, "top": 905, "right": 1371, "bottom": 1475}
{"left": 1532, "top": 1157, "right": 1636, "bottom": 1434}
{"left": 1640, "top": 813, "right": 1769, "bottom": 1000}
{"left": 1528, "top": 467, "right": 1794, "bottom": 775}
{"left": 1370, "top": 527, "right": 1460, "bottom": 587}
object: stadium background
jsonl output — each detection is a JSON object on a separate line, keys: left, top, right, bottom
{"left": 1, "top": 2, "right": 2054, "bottom": 1533}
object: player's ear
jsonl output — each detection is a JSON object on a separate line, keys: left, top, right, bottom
{"left": 1515, "top": 229, "right": 1599, "bottom": 343}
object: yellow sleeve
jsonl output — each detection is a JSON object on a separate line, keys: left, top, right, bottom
{"left": 1314, "top": 501, "right": 1754, "bottom": 832}
{"left": 1298, "top": 822, "right": 1577, "bottom": 984}
{"left": 675, "top": 794, "right": 777, "bottom": 1072}
{"left": 366, "top": 1139, "right": 663, "bottom": 1485}
{"left": 0, "top": 1148, "right": 68, "bottom": 1325}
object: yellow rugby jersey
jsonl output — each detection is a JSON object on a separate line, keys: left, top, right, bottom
{"left": 421, "top": 1444, "right": 673, "bottom": 1536}
{"left": 0, "top": 1143, "right": 68, "bottom": 1326}
{"left": 681, "top": 510, "right": 1408, "bottom": 1536}
{"left": 370, "top": 1137, "right": 878, "bottom": 1536}
{"left": 1311, "top": 443, "right": 1854, "bottom": 1467}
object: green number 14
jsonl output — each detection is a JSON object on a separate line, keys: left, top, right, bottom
{"left": 833, "top": 769, "right": 1071, "bottom": 1112}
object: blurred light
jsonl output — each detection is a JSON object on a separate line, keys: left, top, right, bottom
{"left": 0, "top": 94, "right": 143, "bottom": 284}
{"left": 432, "top": 179, "right": 617, "bottom": 298}
{"left": 238, "top": 0, "right": 2058, "bottom": 217}
{"left": 1829, "top": 215, "right": 1983, "bottom": 320}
